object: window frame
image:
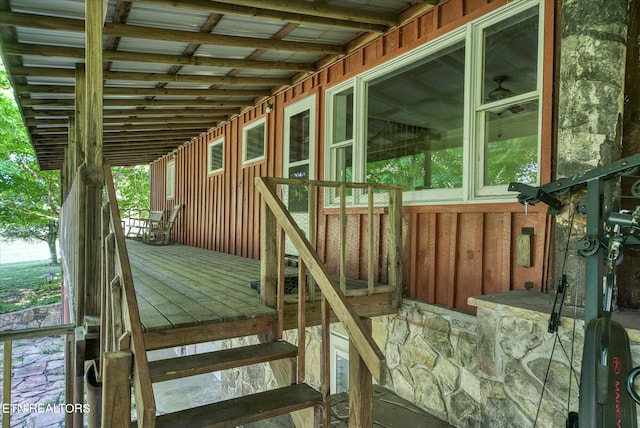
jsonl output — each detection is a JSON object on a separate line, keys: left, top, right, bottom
{"left": 242, "top": 117, "right": 267, "bottom": 165}
{"left": 324, "top": 0, "right": 544, "bottom": 206}
{"left": 207, "top": 137, "right": 224, "bottom": 175}
{"left": 166, "top": 160, "right": 175, "bottom": 200}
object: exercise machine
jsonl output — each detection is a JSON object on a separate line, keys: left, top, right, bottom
{"left": 509, "top": 153, "right": 640, "bottom": 427}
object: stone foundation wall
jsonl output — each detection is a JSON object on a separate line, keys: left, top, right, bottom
{"left": 221, "top": 295, "right": 640, "bottom": 427}
{"left": 0, "top": 303, "right": 62, "bottom": 331}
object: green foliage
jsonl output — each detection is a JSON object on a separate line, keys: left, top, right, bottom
{"left": 0, "top": 261, "right": 62, "bottom": 314}
{"left": 0, "top": 62, "right": 60, "bottom": 263}
{"left": 112, "top": 165, "right": 150, "bottom": 214}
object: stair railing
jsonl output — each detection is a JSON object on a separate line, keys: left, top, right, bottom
{"left": 101, "top": 166, "right": 156, "bottom": 427}
{"left": 255, "top": 177, "right": 403, "bottom": 425}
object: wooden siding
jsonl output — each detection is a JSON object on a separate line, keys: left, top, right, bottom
{"left": 150, "top": 0, "right": 556, "bottom": 313}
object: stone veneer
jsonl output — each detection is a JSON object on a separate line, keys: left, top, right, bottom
{"left": 221, "top": 291, "right": 640, "bottom": 427}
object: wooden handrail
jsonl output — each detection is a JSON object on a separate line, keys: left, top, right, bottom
{"left": 255, "top": 177, "right": 387, "bottom": 383}
{"left": 103, "top": 166, "right": 156, "bottom": 427}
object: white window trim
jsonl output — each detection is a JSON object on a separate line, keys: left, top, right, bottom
{"left": 207, "top": 137, "right": 224, "bottom": 175}
{"left": 324, "top": 0, "right": 543, "bottom": 206}
{"left": 329, "top": 331, "right": 349, "bottom": 394}
{"left": 283, "top": 94, "right": 316, "bottom": 180}
{"left": 166, "top": 160, "right": 175, "bottom": 200}
{"left": 242, "top": 117, "right": 267, "bottom": 165}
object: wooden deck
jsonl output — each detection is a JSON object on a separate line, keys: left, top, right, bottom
{"left": 126, "top": 239, "right": 294, "bottom": 349}
{"left": 126, "top": 239, "right": 399, "bottom": 350}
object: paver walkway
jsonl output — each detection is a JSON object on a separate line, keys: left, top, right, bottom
{"left": 0, "top": 335, "right": 66, "bottom": 428}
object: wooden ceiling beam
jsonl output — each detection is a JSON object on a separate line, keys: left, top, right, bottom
{"left": 104, "top": 22, "right": 343, "bottom": 55}
{"left": 16, "top": 84, "right": 271, "bottom": 98}
{"left": 27, "top": 116, "right": 220, "bottom": 126}
{"left": 21, "top": 98, "right": 254, "bottom": 108}
{"left": 2, "top": 41, "right": 315, "bottom": 72}
{"left": 0, "top": 10, "right": 343, "bottom": 54}
{"left": 23, "top": 107, "right": 239, "bottom": 119}
{"left": 30, "top": 123, "right": 208, "bottom": 133}
{"left": 131, "top": 0, "right": 388, "bottom": 33}
{"left": 11, "top": 66, "right": 288, "bottom": 86}
{"left": 205, "top": 0, "right": 397, "bottom": 27}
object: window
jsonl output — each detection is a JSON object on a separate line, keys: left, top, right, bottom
{"left": 207, "top": 138, "right": 224, "bottom": 174}
{"left": 166, "top": 160, "right": 175, "bottom": 199}
{"left": 243, "top": 118, "right": 266, "bottom": 164}
{"left": 325, "top": 1, "right": 543, "bottom": 204}
{"left": 330, "top": 332, "right": 349, "bottom": 394}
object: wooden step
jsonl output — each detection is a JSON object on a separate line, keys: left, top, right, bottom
{"left": 148, "top": 340, "right": 298, "bottom": 382}
{"left": 154, "top": 383, "right": 322, "bottom": 428}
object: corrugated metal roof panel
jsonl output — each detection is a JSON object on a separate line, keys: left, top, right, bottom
{"left": 16, "top": 27, "right": 84, "bottom": 48}
{"left": 127, "top": 3, "right": 209, "bottom": 32}
{"left": 104, "top": 80, "right": 159, "bottom": 89}
{"left": 212, "top": 15, "right": 285, "bottom": 40}
{"left": 26, "top": 78, "right": 74, "bottom": 87}
{"left": 176, "top": 65, "right": 234, "bottom": 76}
{"left": 194, "top": 45, "right": 256, "bottom": 60}
{"left": 284, "top": 26, "right": 359, "bottom": 44}
{"left": 109, "top": 61, "right": 174, "bottom": 74}
{"left": 10, "top": 0, "right": 85, "bottom": 19}
{"left": 117, "top": 38, "right": 191, "bottom": 56}
{"left": 328, "top": 0, "right": 413, "bottom": 13}
{"left": 21, "top": 55, "right": 77, "bottom": 69}
{"left": 257, "top": 50, "right": 322, "bottom": 63}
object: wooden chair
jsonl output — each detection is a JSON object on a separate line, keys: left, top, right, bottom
{"left": 126, "top": 210, "right": 164, "bottom": 240}
{"left": 143, "top": 205, "right": 182, "bottom": 245}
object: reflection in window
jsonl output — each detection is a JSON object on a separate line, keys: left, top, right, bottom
{"left": 243, "top": 120, "right": 266, "bottom": 163}
{"left": 333, "top": 88, "right": 353, "bottom": 144}
{"left": 208, "top": 139, "right": 224, "bottom": 174}
{"left": 366, "top": 42, "right": 465, "bottom": 191}
{"left": 289, "top": 110, "right": 310, "bottom": 163}
{"left": 484, "top": 101, "right": 539, "bottom": 186}
{"left": 483, "top": 8, "right": 539, "bottom": 102}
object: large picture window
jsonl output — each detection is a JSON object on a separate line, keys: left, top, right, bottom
{"left": 325, "top": 1, "right": 543, "bottom": 204}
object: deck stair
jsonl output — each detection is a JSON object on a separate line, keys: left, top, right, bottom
{"left": 146, "top": 340, "right": 321, "bottom": 427}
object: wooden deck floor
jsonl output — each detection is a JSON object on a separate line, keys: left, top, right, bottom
{"left": 126, "top": 239, "right": 290, "bottom": 333}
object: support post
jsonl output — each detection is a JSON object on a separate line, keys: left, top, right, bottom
{"left": 388, "top": 188, "right": 403, "bottom": 308}
{"left": 101, "top": 351, "right": 132, "bottom": 428}
{"left": 3, "top": 340, "right": 12, "bottom": 428}
{"left": 349, "top": 317, "right": 373, "bottom": 428}
{"left": 261, "top": 193, "right": 278, "bottom": 308}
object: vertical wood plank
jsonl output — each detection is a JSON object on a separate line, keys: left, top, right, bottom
{"left": 447, "top": 213, "right": 459, "bottom": 308}
{"left": 388, "top": 189, "right": 403, "bottom": 308}
{"left": 308, "top": 182, "right": 317, "bottom": 301}
{"left": 367, "top": 186, "right": 374, "bottom": 294}
{"left": 339, "top": 183, "right": 346, "bottom": 293}
{"left": 320, "top": 296, "right": 331, "bottom": 428}
{"left": 3, "top": 340, "right": 12, "bottom": 428}
{"left": 297, "top": 261, "right": 306, "bottom": 383}
{"left": 101, "top": 351, "right": 132, "bottom": 428}
{"left": 260, "top": 195, "right": 278, "bottom": 309}
{"left": 349, "top": 317, "right": 373, "bottom": 428}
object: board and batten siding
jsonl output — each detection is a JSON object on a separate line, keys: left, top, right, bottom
{"left": 150, "top": 0, "right": 555, "bottom": 312}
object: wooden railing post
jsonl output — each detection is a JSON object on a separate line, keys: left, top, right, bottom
{"left": 349, "top": 317, "right": 373, "bottom": 428}
{"left": 307, "top": 182, "right": 317, "bottom": 301}
{"left": 261, "top": 189, "right": 278, "bottom": 309}
{"left": 101, "top": 351, "right": 132, "bottom": 428}
{"left": 3, "top": 340, "right": 12, "bottom": 428}
{"left": 367, "top": 185, "right": 374, "bottom": 294}
{"left": 388, "top": 188, "right": 403, "bottom": 308}
{"left": 339, "top": 183, "right": 347, "bottom": 293}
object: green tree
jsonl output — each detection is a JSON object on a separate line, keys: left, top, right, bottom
{"left": 112, "top": 165, "right": 150, "bottom": 216}
{"left": 0, "top": 63, "right": 61, "bottom": 263}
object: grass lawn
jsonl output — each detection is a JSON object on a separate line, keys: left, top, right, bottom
{"left": 0, "top": 260, "right": 62, "bottom": 314}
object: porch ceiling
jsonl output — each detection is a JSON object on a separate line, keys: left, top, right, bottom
{"left": 0, "top": 0, "right": 439, "bottom": 171}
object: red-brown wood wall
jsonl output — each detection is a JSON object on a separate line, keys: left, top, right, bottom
{"left": 150, "top": 0, "right": 556, "bottom": 312}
